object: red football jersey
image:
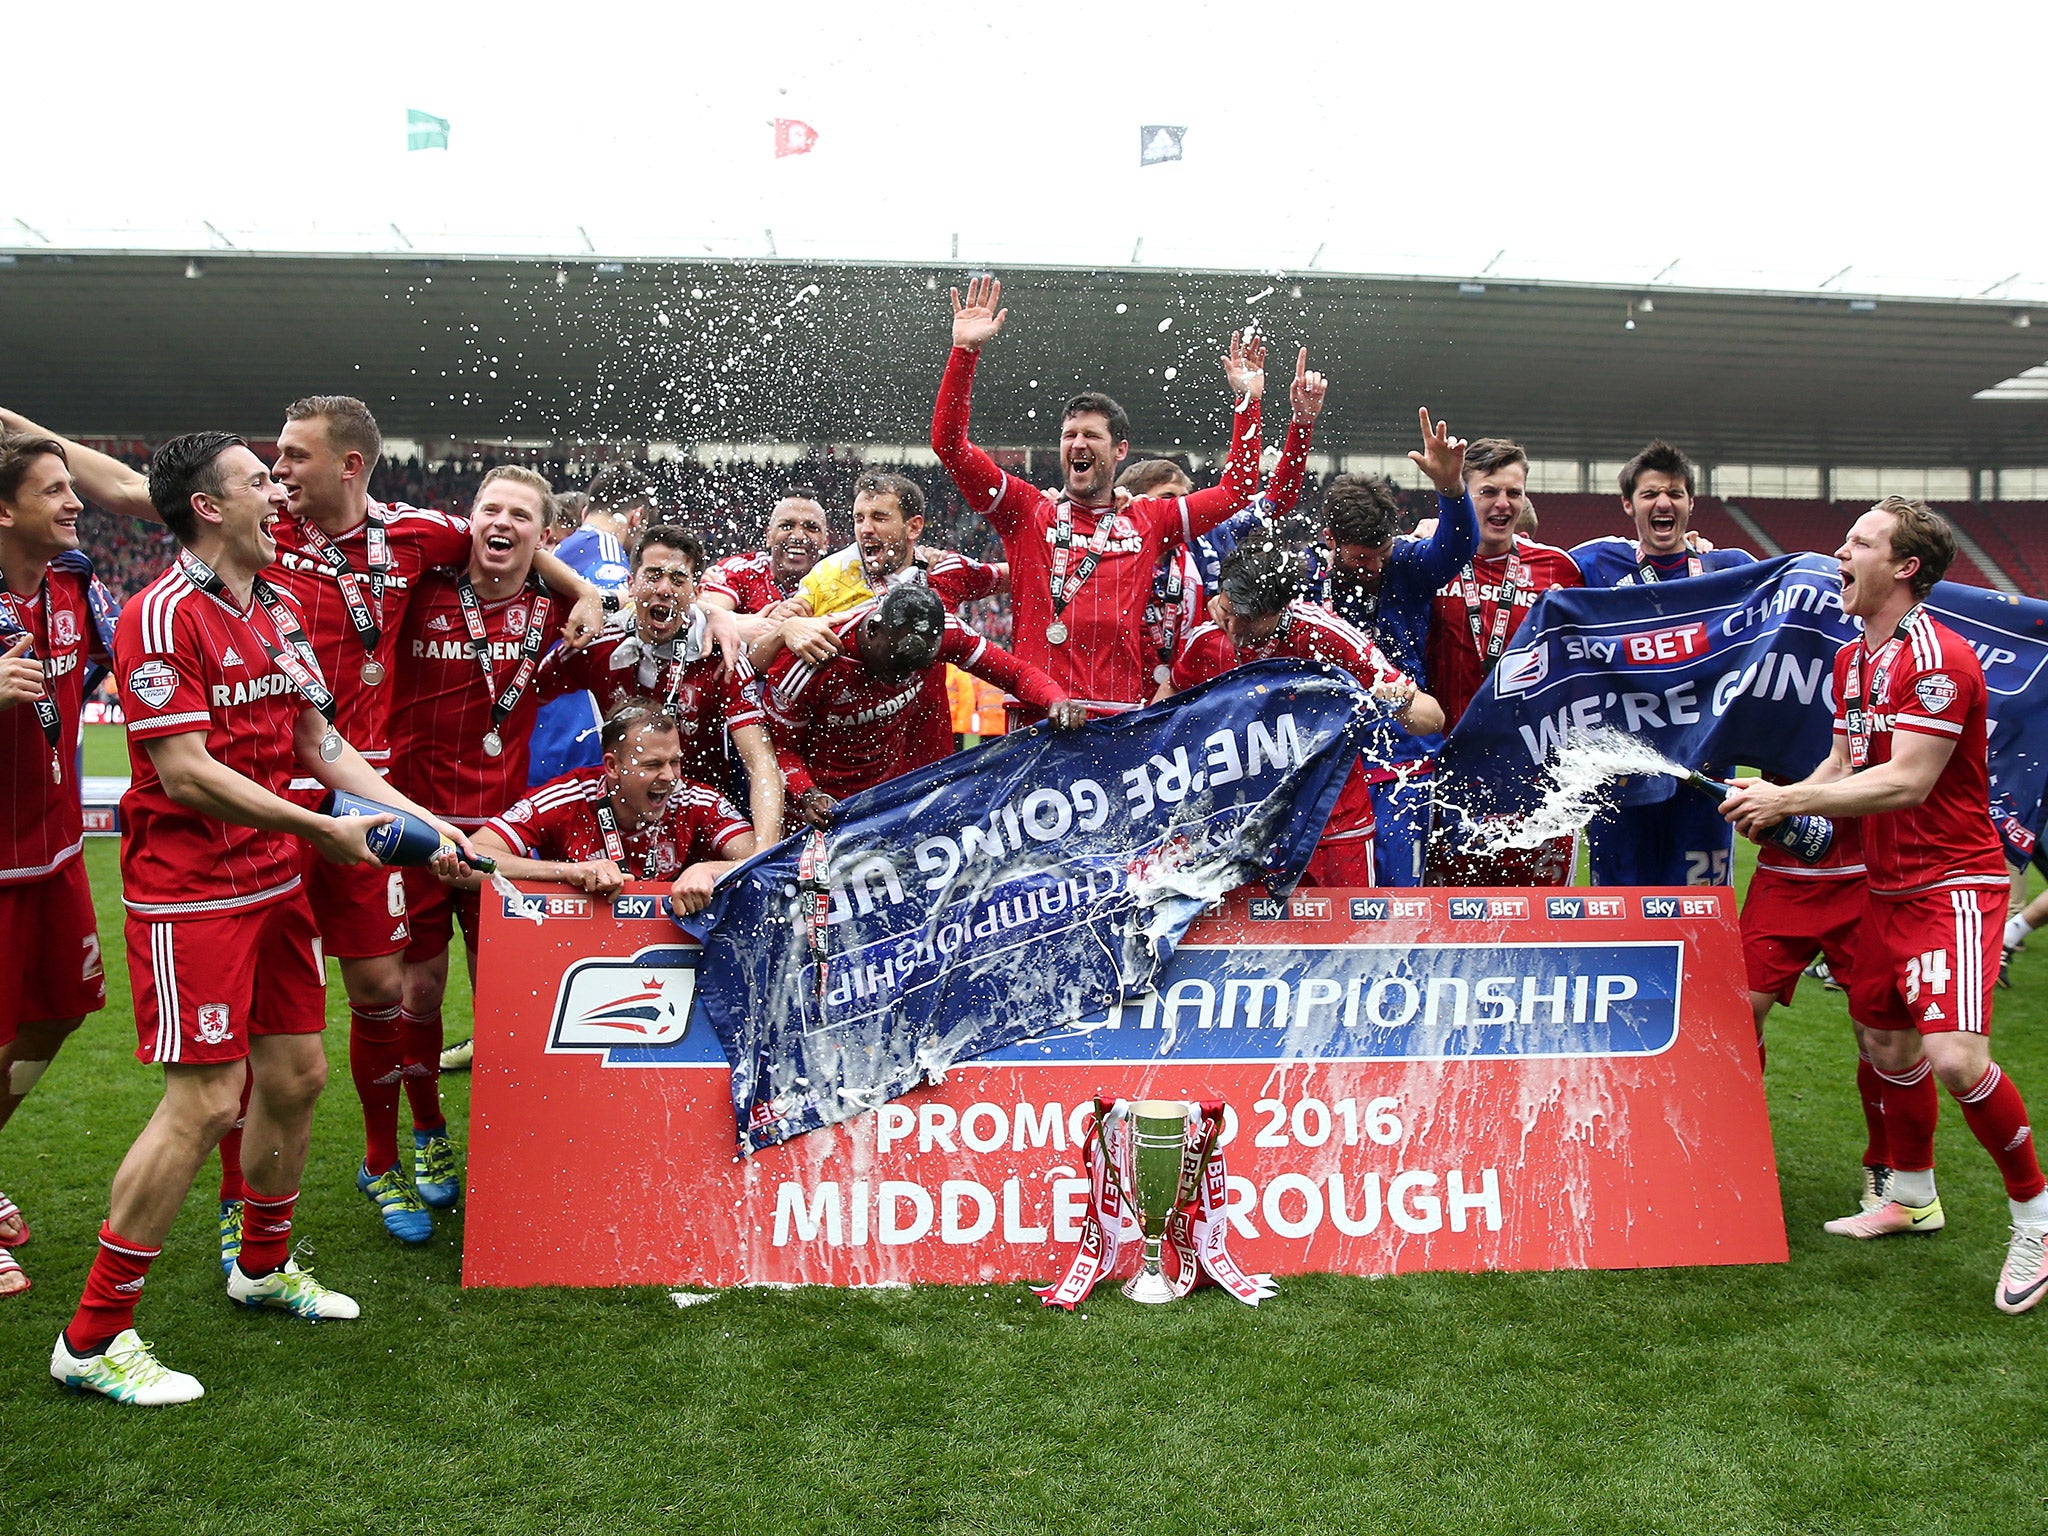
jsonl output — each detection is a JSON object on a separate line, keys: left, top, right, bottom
{"left": 933, "top": 346, "right": 1264, "bottom": 714}
{"left": 388, "top": 569, "right": 567, "bottom": 826}
{"left": 116, "top": 565, "right": 313, "bottom": 919}
{"left": 1830, "top": 611, "right": 2007, "bottom": 899}
{"left": 486, "top": 766, "right": 749, "bottom": 879}
{"left": 1425, "top": 537, "right": 1583, "bottom": 728}
{"left": 766, "top": 605, "right": 1064, "bottom": 799}
{"left": 701, "top": 550, "right": 787, "bottom": 614}
{"left": 538, "top": 613, "right": 765, "bottom": 789}
{"left": 0, "top": 560, "right": 109, "bottom": 885}
{"left": 269, "top": 501, "right": 470, "bottom": 775}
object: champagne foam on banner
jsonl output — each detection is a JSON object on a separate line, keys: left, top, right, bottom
{"left": 1478, "top": 728, "right": 1689, "bottom": 853}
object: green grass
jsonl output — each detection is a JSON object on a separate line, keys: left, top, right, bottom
{"left": 5, "top": 780, "right": 2047, "bottom": 1534}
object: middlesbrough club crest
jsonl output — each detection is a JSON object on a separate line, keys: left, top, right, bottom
{"left": 506, "top": 605, "right": 529, "bottom": 636}
{"left": 53, "top": 609, "right": 79, "bottom": 647}
{"left": 196, "top": 1004, "right": 233, "bottom": 1045}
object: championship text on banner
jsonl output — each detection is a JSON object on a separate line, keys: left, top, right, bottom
{"left": 682, "top": 660, "right": 1377, "bottom": 1152}
{"left": 1436, "top": 554, "right": 2048, "bottom": 854}
{"left": 462, "top": 884, "right": 1785, "bottom": 1288}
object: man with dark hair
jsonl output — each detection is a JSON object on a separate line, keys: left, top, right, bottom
{"left": 1260, "top": 410, "right": 1478, "bottom": 887}
{"left": 51, "top": 432, "right": 471, "bottom": 1403}
{"left": 1572, "top": 438, "right": 1756, "bottom": 888}
{"left": 1421, "top": 437, "right": 1583, "bottom": 885}
{"left": 448, "top": 702, "right": 757, "bottom": 918}
{"left": 544, "top": 491, "right": 587, "bottom": 549}
{"left": 700, "top": 490, "right": 829, "bottom": 615}
{"left": 527, "top": 466, "right": 643, "bottom": 788}
{"left": 1724, "top": 498, "right": 2048, "bottom": 1312}
{"left": 766, "top": 584, "right": 1082, "bottom": 827}
{"left": 1170, "top": 538, "right": 1442, "bottom": 886}
{"left": 578, "top": 463, "right": 661, "bottom": 556}
{"left": 932, "top": 275, "right": 1277, "bottom": 723}
{"left": 2, "top": 400, "right": 606, "bottom": 1255}
{"left": 538, "top": 525, "right": 783, "bottom": 846}
{"left": 0, "top": 435, "right": 119, "bottom": 1299}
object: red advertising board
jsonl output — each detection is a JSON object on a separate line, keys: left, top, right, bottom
{"left": 463, "top": 884, "right": 1785, "bottom": 1288}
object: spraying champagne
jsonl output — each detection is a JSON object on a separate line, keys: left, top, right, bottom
{"left": 1678, "top": 771, "right": 1835, "bottom": 862}
{"left": 318, "top": 790, "right": 497, "bottom": 874}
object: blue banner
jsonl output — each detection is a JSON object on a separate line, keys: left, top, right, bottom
{"left": 681, "top": 660, "right": 1379, "bottom": 1150}
{"left": 1436, "top": 553, "right": 2048, "bottom": 855}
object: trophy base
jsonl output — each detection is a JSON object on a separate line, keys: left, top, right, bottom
{"left": 1122, "top": 1268, "right": 1177, "bottom": 1305}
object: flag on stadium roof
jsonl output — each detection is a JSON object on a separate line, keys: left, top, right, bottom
{"left": 774, "top": 119, "right": 820, "bottom": 158}
{"left": 1139, "top": 125, "right": 1186, "bottom": 166}
{"left": 406, "top": 109, "right": 450, "bottom": 152}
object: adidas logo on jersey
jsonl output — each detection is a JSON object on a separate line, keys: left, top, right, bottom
{"left": 1923, "top": 1003, "right": 1946, "bottom": 1021}
{"left": 220, "top": 646, "right": 245, "bottom": 668}
{"left": 429, "top": 615, "right": 453, "bottom": 632}
{"left": 390, "top": 924, "right": 407, "bottom": 943}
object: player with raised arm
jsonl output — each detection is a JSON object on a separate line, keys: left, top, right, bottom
{"left": 538, "top": 525, "right": 784, "bottom": 846}
{"left": 447, "top": 701, "right": 758, "bottom": 917}
{"left": 1169, "top": 538, "right": 1443, "bottom": 886}
{"left": 699, "top": 490, "right": 830, "bottom": 615}
{"left": 0, "top": 436, "right": 118, "bottom": 1300}
{"left": 1574, "top": 440, "right": 1755, "bottom": 888}
{"left": 1724, "top": 497, "right": 2048, "bottom": 1313}
{"left": 930, "top": 275, "right": 1268, "bottom": 722}
{"left": 378, "top": 468, "right": 578, "bottom": 1237}
{"left": 1421, "top": 438, "right": 1583, "bottom": 885}
{"left": 767, "top": 584, "right": 1083, "bottom": 829}
{"left": 49, "top": 434, "right": 472, "bottom": 1404}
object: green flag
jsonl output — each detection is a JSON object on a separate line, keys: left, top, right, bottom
{"left": 407, "top": 109, "right": 449, "bottom": 152}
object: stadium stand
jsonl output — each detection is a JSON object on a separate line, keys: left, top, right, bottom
{"left": 1734, "top": 498, "right": 2006, "bottom": 590}
{"left": 1948, "top": 501, "right": 2048, "bottom": 597}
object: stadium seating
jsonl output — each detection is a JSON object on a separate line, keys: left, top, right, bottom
{"left": 1734, "top": 499, "right": 2006, "bottom": 590}
{"left": 1949, "top": 502, "right": 2048, "bottom": 598}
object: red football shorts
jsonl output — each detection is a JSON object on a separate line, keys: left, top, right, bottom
{"left": 0, "top": 858, "right": 106, "bottom": 1044}
{"left": 302, "top": 842, "right": 411, "bottom": 959}
{"left": 1740, "top": 868, "right": 1865, "bottom": 1005}
{"left": 403, "top": 865, "right": 482, "bottom": 965}
{"left": 127, "top": 893, "right": 326, "bottom": 1065}
{"left": 1301, "top": 765, "right": 1376, "bottom": 888}
{"left": 1847, "top": 885, "right": 2002, "bottom": 1036}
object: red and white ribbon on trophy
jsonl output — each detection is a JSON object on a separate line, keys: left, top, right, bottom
{"left": 1034, "top": 1097, "right": 1277, "bottom": 1308}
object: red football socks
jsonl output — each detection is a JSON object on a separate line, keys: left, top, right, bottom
{"left": 1856, "top": 1052, "right": 1890, "bottom": 1169}
{"left": 65, "top": 1224, "right": 159, "bottom": 1354}
{"left": 1875, "top": 1058, "right": 1939, "bottom": 1174}
{"left": 217, "top": 1071, "right": 253, "bottom": 1204}
{"left": 349, "top": 1004, "right": 406, "bottom": 1175}
{"left": 236, "top": 1188, "right": 297, "bottom": 1278}
{"left": 1954, "top": 1064, "right": 2047, "bottom": 1202}
{"left": 399, "top": 1007, "right": 446, "bottom": 1134}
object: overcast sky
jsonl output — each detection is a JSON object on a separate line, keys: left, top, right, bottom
{"left": 10, "top": 1, "right": 2046, "bottom": 300}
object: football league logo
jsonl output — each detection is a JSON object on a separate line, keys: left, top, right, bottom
{"left": 127, "top": 659, "right": 178, "bottom": 709}
{"left": 1914, "top": 673, "right": 1958, "bottom": 715}
{"left": 1494, "top": 641, "right": 1550, "bottom": 696}
{"left": 549, "top": 961, "right": 696, "bottom": 1050}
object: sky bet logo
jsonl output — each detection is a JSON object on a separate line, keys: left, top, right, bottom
{"left": 1350, "top": 897, "right": 1389, "bottom": 921}
{"left": 1548, "top": 896, "right": 1626, "bottom": 919}
{"left": 1247, "top": 897, "right": 1286, "bottom": 921}
{"left": 1449, "top": 896, "right": 1529, "bottom": 921}
{"left": 1641, "top": 894, "right": 1721, "bottom": 919}
{"left": 609, "top": 893, "right": 673, "bottom": 921}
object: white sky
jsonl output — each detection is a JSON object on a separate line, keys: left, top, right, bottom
{"left": 9, "top": 0, "right": 2047, "bottom": 300}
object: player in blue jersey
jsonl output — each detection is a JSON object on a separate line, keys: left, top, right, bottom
{"left": 1571, "top": 440, "right": 1756, "bottom": 886}
{"left": 1202, "top": 409, "right": 1475, "bottom": 885}
{"left": 526, "top": 465, "right": 648, "bottom": 786}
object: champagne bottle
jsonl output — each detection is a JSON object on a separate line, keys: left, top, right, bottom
{"left": 1681, "top": 771, "right": 1834, "bottom": 863}
{"left": 319, "top": 790, "right": 497, "bottom": 874}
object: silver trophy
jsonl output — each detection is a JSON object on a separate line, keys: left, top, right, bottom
{"left": 1122, "top": 1099, "right": 1192, "bottom": 1304}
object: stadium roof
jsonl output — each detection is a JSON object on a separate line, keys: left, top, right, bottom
{"left": 4, "top": 247, "right": 2046, "bottom": 469}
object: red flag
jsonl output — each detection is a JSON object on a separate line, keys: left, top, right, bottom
{"left": 773, "top": 119, "right": 819, "bottom": 158}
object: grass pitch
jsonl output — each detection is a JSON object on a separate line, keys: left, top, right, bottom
{"left": 4, "top": 730, "right": 2045, "bottom": 1534}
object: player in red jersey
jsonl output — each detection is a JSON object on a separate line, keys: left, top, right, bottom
{"left": 1169, "top": 539, "right": 1443, "bottom": 887}
{"left": 700, "top": 491, "right": 829, "bottom": 616}
{"left": 765, "top": 472, "right": 1007, "bottom": 774}
{"left": 1725, "top": 496, "right": 2048, "bottom": 1312}
{"left": 0, "top": 436, "right": 117, "bottom": 1298}
{"left": 767, "top": 585, "right": 1082, "bottom": 826}
{"left": 932, "top": 276, "right": 1288, "bottom": 721}
{"left": 1421, "top": 438, "right": 1583, "bottom": 886}
{"left": 382, "top": 467, "right": 576, "bottom": 1231}
{"left": 50, "top": 434, "right": 474, "bottom": 1403}
{"left": 539, "top": 524, "right": 784, "bottom": 846}
{"left": 453, "top": 701, "right": 758, "bottom": 915}
{"left": 6, "top": 397, "right": 606, "bottom": 1255}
